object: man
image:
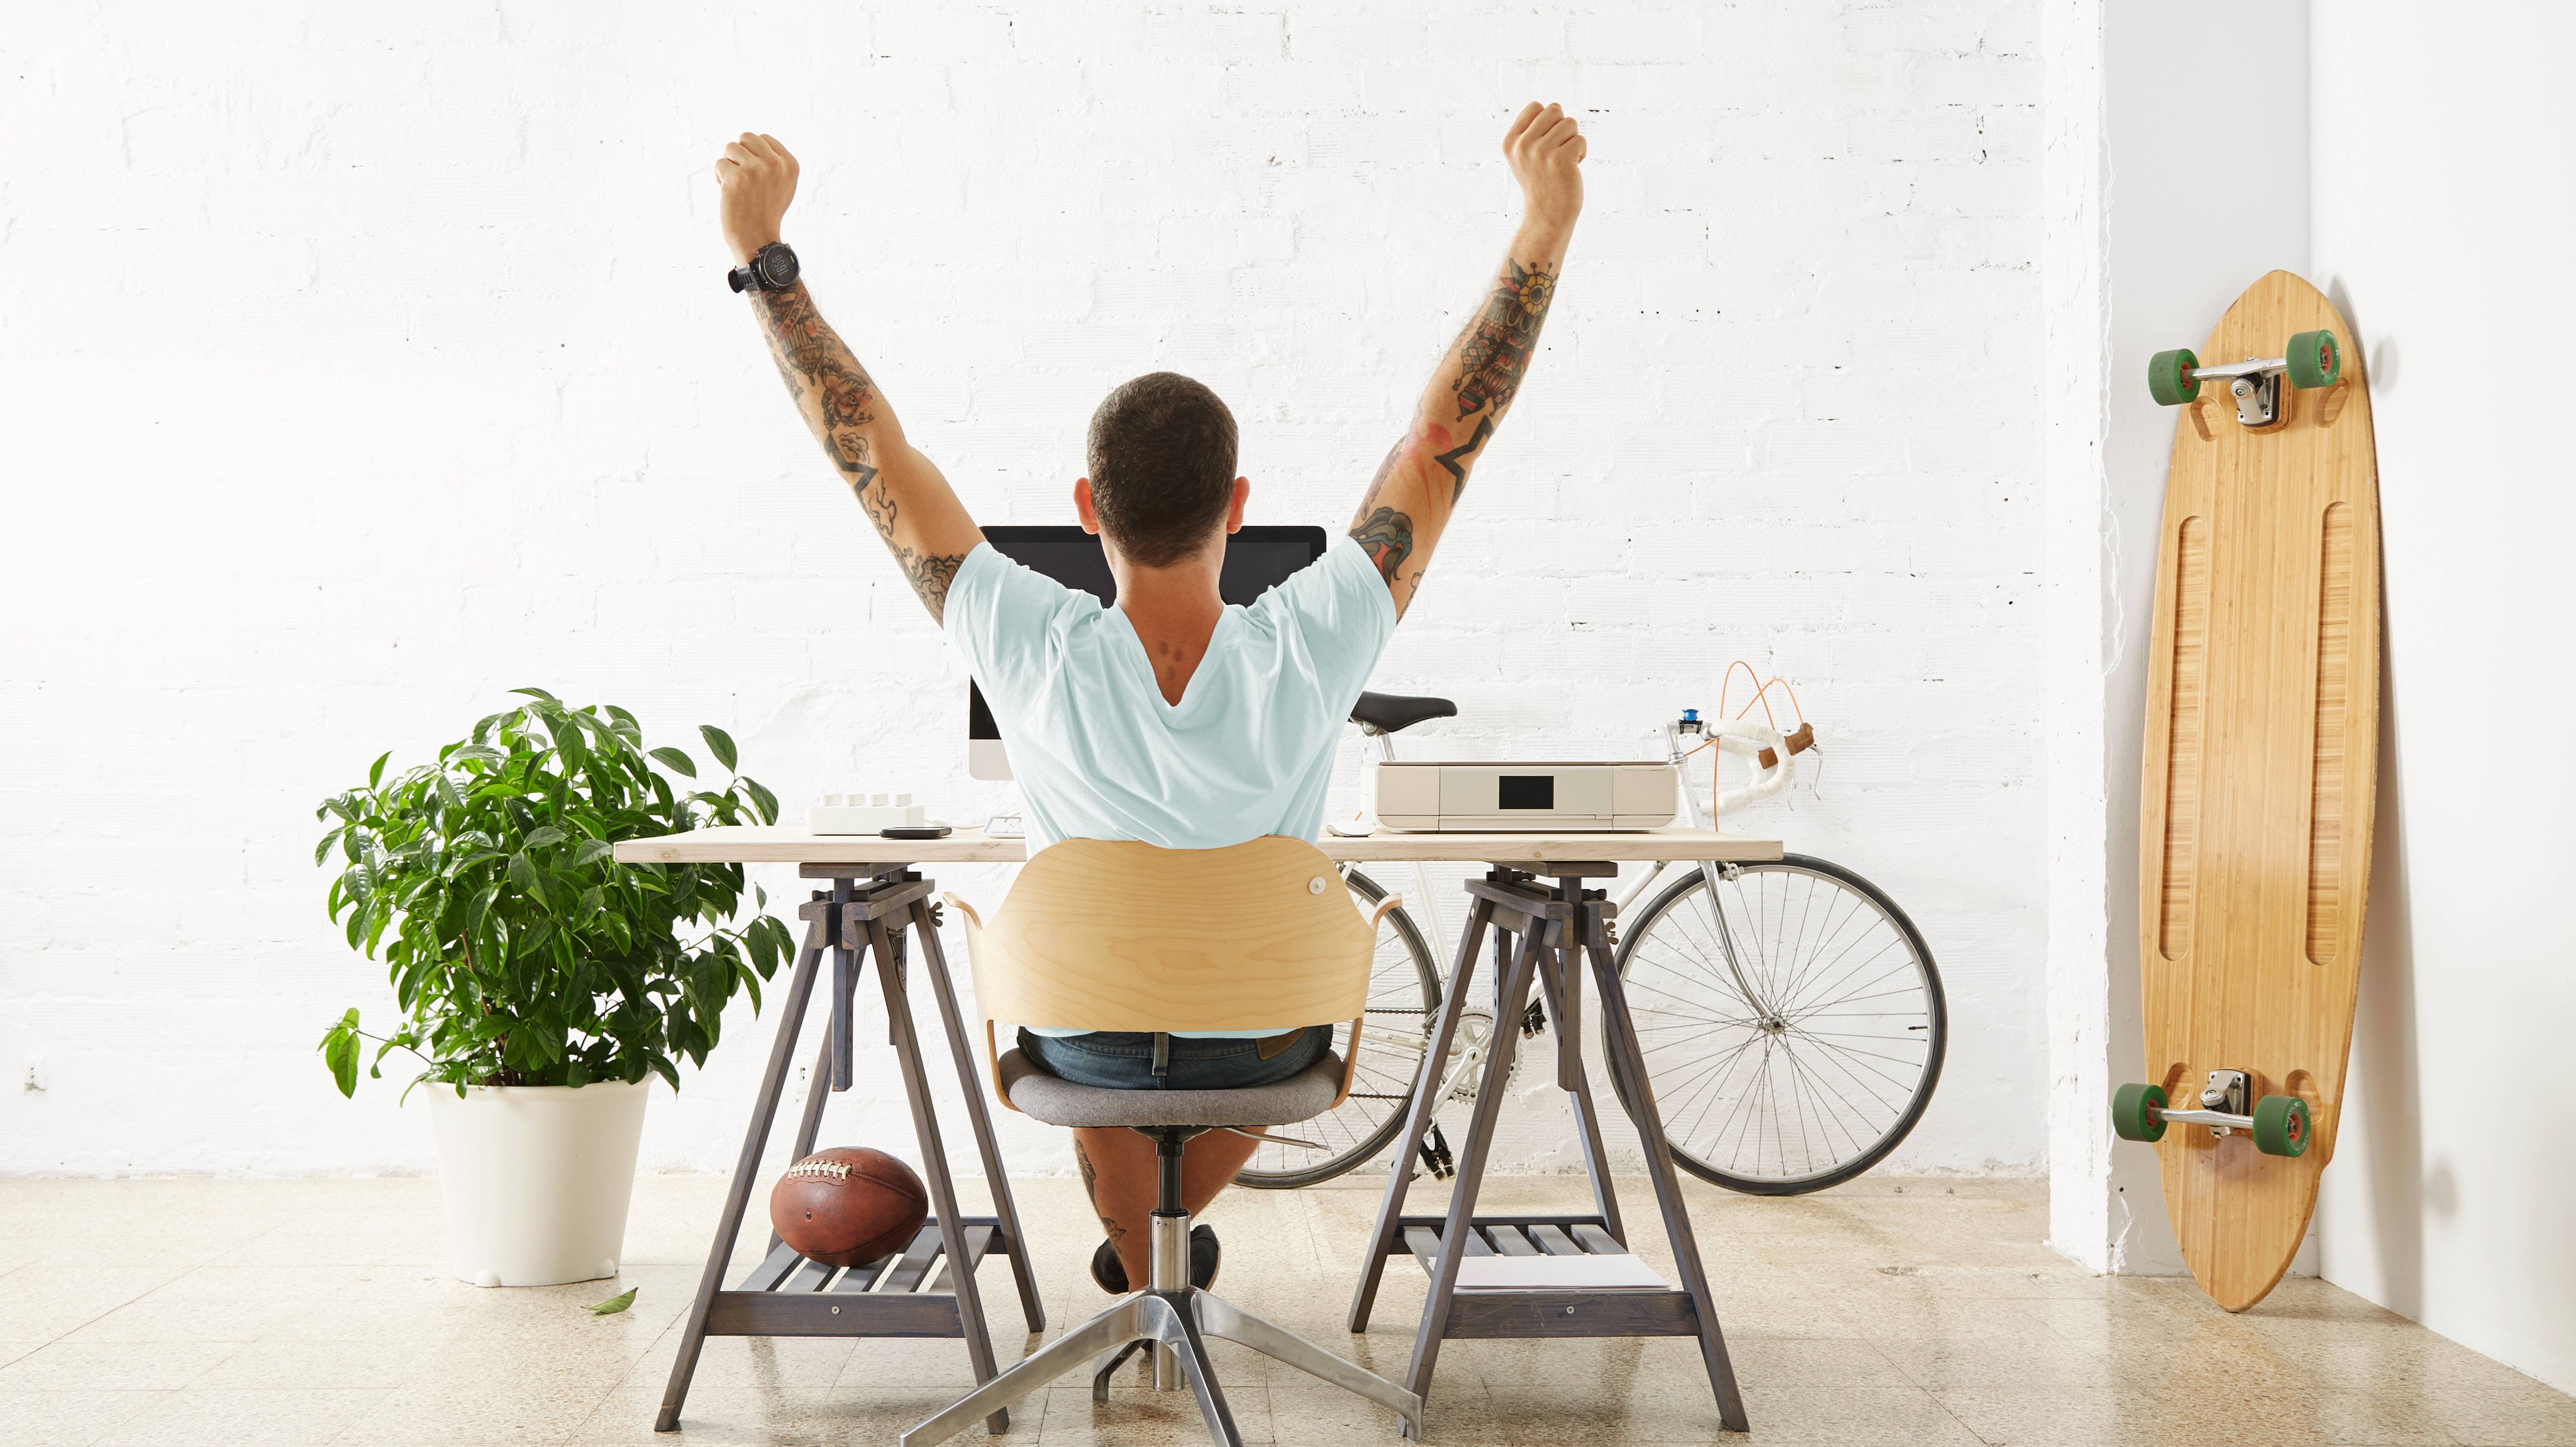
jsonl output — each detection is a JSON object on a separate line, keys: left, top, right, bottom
{"left": 713, "top": 104, "right": 1585, "bottom": 1295}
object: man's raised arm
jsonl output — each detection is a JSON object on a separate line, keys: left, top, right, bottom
{"left": 714, "top": 134, "right": 983, "bottom": 622}
{"left": 1349, "top": 103, "right": 1586, "bottom": 617}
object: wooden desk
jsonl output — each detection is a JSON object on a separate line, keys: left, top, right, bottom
{"left": 619, "top": 822, "right": 1780, "bottom": 867}
{"left": 618, "top": 824, "right": 1779, "bottom": 1438}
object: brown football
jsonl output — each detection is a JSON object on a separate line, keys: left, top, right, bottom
{"left": 769, "top": 1147, "right": 929, "bottom": 1268}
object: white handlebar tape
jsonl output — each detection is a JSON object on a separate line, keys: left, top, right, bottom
{"left": 1706, "top": 718, "right": 1795, "bottom": 815}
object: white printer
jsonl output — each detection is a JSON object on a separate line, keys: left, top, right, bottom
{"left": 1368, "top": 761, "right": 1678, "bottom": 832}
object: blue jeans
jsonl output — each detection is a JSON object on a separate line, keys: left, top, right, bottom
{"left": 1018, "top": 1027, "right": 1333, "bottom": 1090}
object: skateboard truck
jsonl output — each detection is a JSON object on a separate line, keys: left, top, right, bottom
{"left": 2111, "top": 1071, "right": 2313, "bottom": 1157}
{"left": 2155, "top": 1069, "right": 2256, "bottom": 1137}
{"left": 2148, "top": 330, "right": 2343, "bottom": 426}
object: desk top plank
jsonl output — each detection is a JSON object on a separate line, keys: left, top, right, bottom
{"left": 612, "top": 824, "right": 1782, "bottom": 868}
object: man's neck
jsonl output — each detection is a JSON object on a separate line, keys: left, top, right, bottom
{"left": 1111, "top": 552, "right": 1226, "bottom": 706}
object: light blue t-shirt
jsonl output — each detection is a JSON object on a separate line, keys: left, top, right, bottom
{"left": 943, "top": 534, "right": 1397, "bottom": 1036}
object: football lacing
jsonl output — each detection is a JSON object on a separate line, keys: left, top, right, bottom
{"left": 786, "top": 1160, "right": 853, "bottom": 1183}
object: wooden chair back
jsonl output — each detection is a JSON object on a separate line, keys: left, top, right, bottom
{"left": 946, "top": 835, "right": 1401, "bottom": 1112}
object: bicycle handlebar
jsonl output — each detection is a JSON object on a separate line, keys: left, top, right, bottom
{"left": 1702, "top": 717, "right": 1795, "bottom": 815}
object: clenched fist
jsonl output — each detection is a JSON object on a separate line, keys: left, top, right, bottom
{"left": 1503, "top": 103, "right": 1586, "bottom": 230}
{"left": 714, "top": 132, "right": 799, "bottom": 265}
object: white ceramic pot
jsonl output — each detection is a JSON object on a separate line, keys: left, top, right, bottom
{"left": 425, "top": 1079, "right": 649, "bottom": 1287}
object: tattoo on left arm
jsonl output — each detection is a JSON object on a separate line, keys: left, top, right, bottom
{"left": 893, "top": 546, "right": 966, "bottom": 618}
{"left": 746, "top": 279, "right": 975, "bottom": 624}
{"left": 753, "top": 283, "right": 878, "bottom": 426}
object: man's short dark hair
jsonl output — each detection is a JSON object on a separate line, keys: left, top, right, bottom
{"left": 1085, "top": 372, "right": 1238, "bottom": 568}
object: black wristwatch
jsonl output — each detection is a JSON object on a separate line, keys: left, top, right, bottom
{"left": 727, "top": 241, "right": 799, "bottom": 294}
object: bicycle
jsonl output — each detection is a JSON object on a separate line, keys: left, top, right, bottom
{"left": 1233, "top": 692, "right": 1948, "bottom": 1196}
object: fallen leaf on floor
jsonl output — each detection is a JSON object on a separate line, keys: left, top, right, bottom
{"left": 588, "top": 1287, "right": 638, "bottom": 1315}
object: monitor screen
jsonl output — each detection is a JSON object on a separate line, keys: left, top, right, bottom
{"left": 968, "top": 525, "right": 1329, "bottom": 780}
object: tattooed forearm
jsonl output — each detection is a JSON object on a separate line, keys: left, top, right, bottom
{"left": 1432, "top": 415, "right": 1494, "bottom": 505}
{"left": 1452, "top": 259, "right": 1558, "bottom": 420}
{"left": 751, "top": 282, "right": 878, "bottom": 427}
{"left": 739, "top": 272, "right": 983, "bottom": 624}
{"left": 1350, "top": 506, "right": 1415, "bottom": 585}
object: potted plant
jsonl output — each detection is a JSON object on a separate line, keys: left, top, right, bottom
{"left": 315, "top": 688, "right": 796, "bottom": 1287}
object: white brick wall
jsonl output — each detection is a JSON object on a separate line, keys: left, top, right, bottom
{"left": 0, "top": 0, "right": 2045, "bottom": 1180}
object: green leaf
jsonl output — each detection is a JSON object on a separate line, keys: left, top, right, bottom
{"left": 318, "top": 691, "right": 790, "bottom": 1104}
{"left": 698, "top": 725, "right": 738, "bottom": 773}
{"left": 508, "top": 852, "right": 545, "bottom": 903}
{"left": 320, "top": 1010, "right": 362, "bottom": 1098}
{"left": 743, "top": 778, "right": 779, "bottom": 826}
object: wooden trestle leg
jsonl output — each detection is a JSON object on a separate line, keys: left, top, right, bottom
{"left": 656, "top": 869, "right": 1042, "bottom": 1436}
{"left": 1349, "top": 896, "right": 1495, "bottom": 1333}
{"left": 658, "top": 915, "right": 829, "bottom": 1433}
{"left": 1353, "top": 867, "right": 1749, "bottom": 1438}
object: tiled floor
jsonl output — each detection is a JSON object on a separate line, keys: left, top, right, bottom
{"left": 2, "top": 1173, "right": 2570, "bottom": 1445}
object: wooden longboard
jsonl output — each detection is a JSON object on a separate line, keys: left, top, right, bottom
{"left": 2137, "top": 270, "right": 2380, "bottom": 1312}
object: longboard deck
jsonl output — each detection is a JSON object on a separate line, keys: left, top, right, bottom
{"left": 2138, "top": 270, "right": 2381, "bottom": 1312}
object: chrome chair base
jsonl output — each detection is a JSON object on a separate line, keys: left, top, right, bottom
{"left": 900, "top": 1284, "right": 1420, "bottom": 1447}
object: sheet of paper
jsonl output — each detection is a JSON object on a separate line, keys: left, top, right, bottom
{"left": 1452, "top": 1253, "right": 1671, "bottom": 1292}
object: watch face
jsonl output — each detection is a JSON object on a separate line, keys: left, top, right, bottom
{"left": 757, "top": 245, "right": 799, "bottom": 288}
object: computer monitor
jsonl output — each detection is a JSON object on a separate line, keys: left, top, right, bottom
{"left": 967, "top": 524, "right": 1330, "bottom": 780}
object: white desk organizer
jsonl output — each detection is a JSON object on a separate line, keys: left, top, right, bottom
{"left": 807, "top": 793, "right": 927, "bottom": 834}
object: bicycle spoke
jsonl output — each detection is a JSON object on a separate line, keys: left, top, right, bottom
{"left": 1609, "top": 862, "right": 1941, "bottom": 1190}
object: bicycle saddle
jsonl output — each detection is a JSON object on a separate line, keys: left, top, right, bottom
{"left": 1349, "top": 691, "right": 1457, "bottom": 736}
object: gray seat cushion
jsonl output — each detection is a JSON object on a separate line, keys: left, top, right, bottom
{"left": 996, "top": 1047, "right": 1346, "bottom": 1128}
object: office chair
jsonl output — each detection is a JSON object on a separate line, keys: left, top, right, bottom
{"left": 898, "top": 836, "right": 1424, "bottom": 1447}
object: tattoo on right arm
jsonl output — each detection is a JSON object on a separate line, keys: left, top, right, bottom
{"left": 1350, "top": 506, "right": 1415, "bottom": 585}
{"left": 1432, "top": 415, "right": 1494, "bottom": 505}
{"left": 1452, "top": 259, "right": 1558, "bottom": 420}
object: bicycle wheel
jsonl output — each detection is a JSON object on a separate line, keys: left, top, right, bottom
{"left": 1604, "top": 856, "right": 1946, "bottom": 1194}
{"left": 1233, "top": 868, "right": 1442, "bottom": 1188}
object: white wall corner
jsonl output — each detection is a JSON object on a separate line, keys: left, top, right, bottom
{"left": 2040, "top": 0, "right": 2115, "bottom": 1275}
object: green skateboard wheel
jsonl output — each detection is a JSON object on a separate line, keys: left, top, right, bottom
{"left": 2285, "top": 330, "right": 2341, "bottom": 389}
{"left": 2112, "top": 1082, "right": 2168, "bottom": 1143}
{"left": 2148, "top": 348, "right": 2200, "bottom": 406}
{"left": 2252, "top": 1095, "right": 2311, "bottom": 1157}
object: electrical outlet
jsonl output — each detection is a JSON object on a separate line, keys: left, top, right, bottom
{"left": 23, "top": 1057, "right": 45, "bottom": 1091}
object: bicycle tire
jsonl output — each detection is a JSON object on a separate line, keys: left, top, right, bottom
{"left": 1604, "top": 855, "right": 1946, "bottom": 1195}
{"left": 1232, "top": 868, "right": 1443, "bottom": 1188}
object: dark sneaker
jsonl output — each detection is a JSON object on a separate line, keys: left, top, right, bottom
{"left": 1091, "top": 1237, "right": 1128, "bottom": 1293}
{"left": 1090, "top": 1226, "right": 1222, "bottom": 1293}
{"left": 1190, "top": 1224, "right": 1221, "bottom": 1290}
